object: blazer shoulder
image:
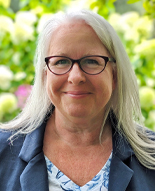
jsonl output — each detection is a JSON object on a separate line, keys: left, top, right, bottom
{"left": 0, "top": 129, "right": 13, "bottom": 147}
{"left": 0, "top": 129, "right": 25, "bottom": 156}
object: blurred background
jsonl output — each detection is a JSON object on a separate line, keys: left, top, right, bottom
{"left": 0, "top": 0, "right": 155, "bottom": 130}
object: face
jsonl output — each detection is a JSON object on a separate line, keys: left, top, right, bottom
{"left": 46, "top": 20, "right": 116, "bottom": 123}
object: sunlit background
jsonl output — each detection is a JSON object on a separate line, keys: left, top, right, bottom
{"left": 0, "top": 0, "right": 155, "bottom": 130}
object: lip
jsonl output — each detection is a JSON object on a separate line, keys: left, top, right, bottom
{"left": 64, "top": 91, "right": 91, "bottom": 98}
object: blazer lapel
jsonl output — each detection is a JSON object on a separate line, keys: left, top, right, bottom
{"left": 108, "top": 154, "right": 133, "bottom": 191}
{"left": 109, "top": 124, "right": 135, "bottom": 191}
{"left": 20, "top": 152, "right": 49, "bottom": 191}
{"left": 18, "top": 120, "right": 49, "bottom": 191}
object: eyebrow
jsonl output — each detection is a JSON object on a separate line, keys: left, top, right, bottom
{"left": 48, "top": 52, "right": 104, "bottom": 58}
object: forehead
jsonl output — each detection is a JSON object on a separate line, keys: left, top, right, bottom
{"left": 50, "top": 19, "right": 100, "bottom": 43}
{"left": 48, "top": 19, "right": 110, "bottom": 57}
{"left": 54, "top": 20, "right": 93, "bottom": 34}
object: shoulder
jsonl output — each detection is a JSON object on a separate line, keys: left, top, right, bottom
{"left": 0, "top": 129, "right": 13, "bottom": 150}
{"left": 0, "top": 129, "right": 25, "bottom": 158}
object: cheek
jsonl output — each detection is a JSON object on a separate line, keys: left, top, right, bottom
{"left": 97, "top": 83, "right": 113, "bottom": 98}
{"left": 45, "top": 72, "right": 66, "bottom": 101}
{"left": 95, "top": 73, "right": 114, "bottom": 101}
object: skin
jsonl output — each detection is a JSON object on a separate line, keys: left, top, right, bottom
{"left": 43, "top": 20, "right": 116, "bottom": 186}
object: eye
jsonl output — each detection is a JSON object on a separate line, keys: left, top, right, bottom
{"left": 81, "top": 58, "right": 100, "bottom": 69}
{"left": 55, "top": 59, "right": 70, "bottom": 65}
{"left": 84, "top": 59, "right": 99, "bottom": 65}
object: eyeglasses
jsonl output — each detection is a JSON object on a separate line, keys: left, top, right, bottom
{"left": 45, "top": 55, "right": 116, "bottom": 75}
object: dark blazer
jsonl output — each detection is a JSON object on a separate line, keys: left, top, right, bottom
{"left": 0, "top": 119, "right": 155, "bottom": 191}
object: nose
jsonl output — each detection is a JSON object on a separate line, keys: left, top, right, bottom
{"left": 68, "top": 63, "right": 86, "bottom": 85}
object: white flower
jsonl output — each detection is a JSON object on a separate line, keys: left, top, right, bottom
{"left": 124, "top": 28, "right": 139, "bottom": 42}
{"left": 15, "top": 11, "right": 37, "bottom": 26}
{"left": 120, "top": 12, "right": 139, "bottom": 27}
{"left": 14, "top": 72, "right": 26, "bottom": 81}
{"left": 12, "top": 52, "right": 21, "bottom": 64}
{"left": 134, "top": 39, "right": 155, "bottom": 60}
{"left": 11, "top": 22, "right": 35, "bottom": 44}
{"left": 11, "top": 11, "right": 37, "bottom": 44}
{"left": 109, "top": 12, "right": 139, "bottom": 34}
{"left": 0, "top": 15, "right": 14, "bottom": 37}
{"left": 0, "top": 93, "right": 17, "bottom": 114}
{"left": 146, "top": 78, "right": 155, "bottom": 88}
{"left": 0, "top": 65, "right": 13, "bottom": 90}
{"left": 108, "top": 13, "right": 122, "bottom": 32}
{"left": 134, "top": 16, "right": 153, "bottom": 38}
{"left": 109, "top": 12, "right": 141, "bottom": 42}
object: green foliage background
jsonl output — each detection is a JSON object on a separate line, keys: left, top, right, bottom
{"left": 0, "top": 0, "right": 155, "bottom": 130}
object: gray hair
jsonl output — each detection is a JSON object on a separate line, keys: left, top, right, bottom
{"left": 1, "top": 9, "right": 155, "bottom": 169}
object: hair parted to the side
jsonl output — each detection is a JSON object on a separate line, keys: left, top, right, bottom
{"left": 0, "top": 9, "right": 155, "bottom": 169}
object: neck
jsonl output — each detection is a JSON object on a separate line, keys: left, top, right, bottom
{"left": 45, "top": 109, "right": 112, "bottom": 147}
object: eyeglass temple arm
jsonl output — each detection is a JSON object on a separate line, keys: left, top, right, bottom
{"left": 109, "top": 58, "right": 116, "bottom": 63}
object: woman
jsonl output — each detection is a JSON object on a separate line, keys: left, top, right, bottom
{"left": 0, "top": 10, "right": 155, "bottom": 191}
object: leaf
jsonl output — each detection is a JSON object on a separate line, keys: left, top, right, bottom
{"left": 127, "top": 0, "right": 140, "bottom": 4}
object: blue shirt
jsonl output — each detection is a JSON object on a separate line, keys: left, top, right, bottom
{"left": 45, "top": 152, "right": 112, "bottom": 191}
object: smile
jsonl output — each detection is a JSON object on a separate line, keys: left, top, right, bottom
{"left": 64, "top": 91, "right": 91, "bottom": 98}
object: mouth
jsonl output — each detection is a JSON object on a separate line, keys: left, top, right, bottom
{"left": 64, "top": 91, "right": 91, "bottom": 98}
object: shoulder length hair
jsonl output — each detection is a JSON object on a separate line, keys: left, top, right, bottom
{"left": 1, "top": 9, "right": 155, "bottom": 169}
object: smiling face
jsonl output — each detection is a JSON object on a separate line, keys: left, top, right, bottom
{"left": 46, "top": 20, "right": 116, "bottom": 123}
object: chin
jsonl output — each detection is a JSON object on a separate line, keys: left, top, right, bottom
{"left": 66, "top": 106, "right": 91, "bottom": 118}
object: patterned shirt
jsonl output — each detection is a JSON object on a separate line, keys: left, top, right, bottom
{"left": 44, "top": 152, "right": 112, "bottom": 191}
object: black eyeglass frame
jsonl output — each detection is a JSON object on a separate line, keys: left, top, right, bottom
{"left": 45, "top": 55, "right": 116, "bottom": 75}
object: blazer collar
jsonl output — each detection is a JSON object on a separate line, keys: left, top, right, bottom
{"left": 19, "top": 119, "right": 47, "bottom": 162}
{"left": 112, "top": 127, "right": 134, "bottom": 160}
{"left": 109, "top": 111, "right": 134, "bottom": 160}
